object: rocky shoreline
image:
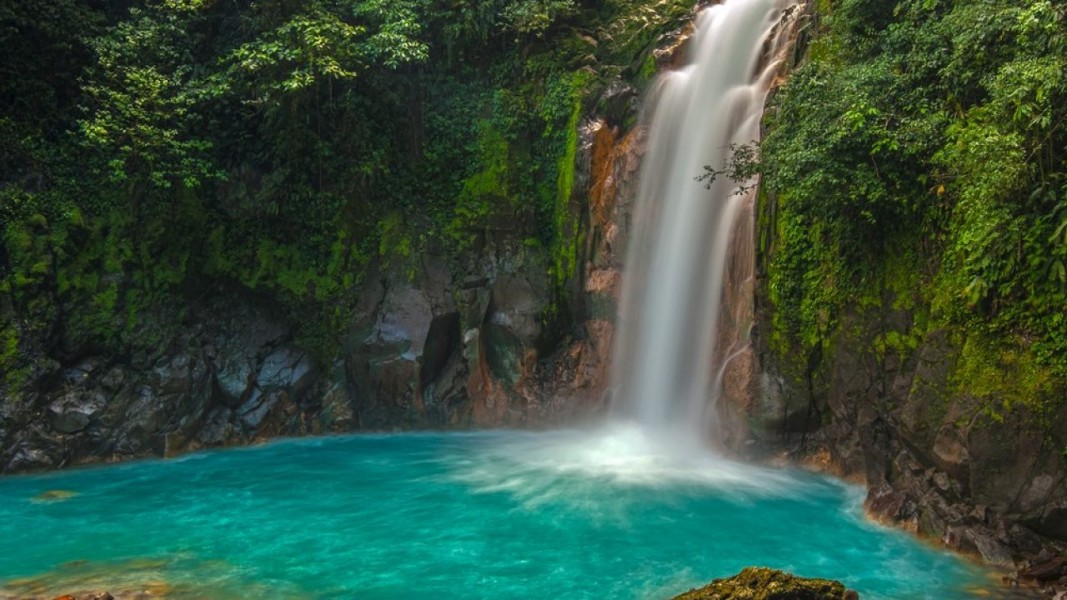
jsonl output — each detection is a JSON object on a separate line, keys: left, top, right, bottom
{"left": 746, "top": 324, "right": 1067, "bottom": 597}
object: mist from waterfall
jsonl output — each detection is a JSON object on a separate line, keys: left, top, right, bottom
{"left": 609, "top": 0, "right": 793, "bottom": 452}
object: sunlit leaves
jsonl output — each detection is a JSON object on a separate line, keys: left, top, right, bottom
{"left": 78, "top": 6, "right": 219, "bottom": 191}
{"left": 228, "top": 0, "right": 429, "bottom": 104}
{"left": 230, "top": 10, "right": 368, "bottom": 95}
{"left": 502, "top": 0, "right": 576, "bottom": 36}
{"left": 354, "top": 0, "right": 429, "bottom": 67}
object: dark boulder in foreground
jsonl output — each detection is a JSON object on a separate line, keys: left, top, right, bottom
{"left": 671, "top": 567, "right": 858, "bottom": 600}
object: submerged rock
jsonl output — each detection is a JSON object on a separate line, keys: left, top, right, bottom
{"left": 671, "top": 567, "right": 856, "bottom": 600}
{"left": 31, "top": 490, "right": 79, "bottom": 503}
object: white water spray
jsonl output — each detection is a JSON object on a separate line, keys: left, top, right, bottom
{"left": 610, "top": 0, "right": 794, "bottom": 451}
{"left": 453, "top": 0, "right": 798, "bottom": 490}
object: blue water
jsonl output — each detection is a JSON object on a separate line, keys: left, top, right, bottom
{"left": 0, "top": 427, "right": 1003, "bottom": 599}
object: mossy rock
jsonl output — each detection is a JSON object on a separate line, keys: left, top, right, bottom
{"left": 671, "top": 567, "right": 856, "bottom": 600}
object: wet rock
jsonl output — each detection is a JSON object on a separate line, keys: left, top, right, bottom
{"left": 945, "top": 525, "right": 1015, "bottom": 568}
{"left": 671, "top": 567, "right": 855, "bottom": 599}
{"left": 458, "top": 287, "right": 491, "bottom": 331}
{"left": 198, "top": 407, "right": 235, "bottom": 445}
{"left": 919, "top": 506, "right": 947, "bottom": 539}
{"left": 215, "top": 354, "right": 254, "bottom": 405}
{"left": 1028, "top": 499, "right": 1067, "bottom": 541}
{"left": 256, "top": 347, "right": 313, "bottom": 392}
{"left": 346, "top": 272, "right": 479, "bottom": 427}
{"left": 932, "top": 471, "right": 952, "bottom": 494}
{"left": 653, "top": 23, "right": 695, "bottom": 69}
{"left": 750, "top": 282, "right": 1067, "bottom": 570}
{"left": 866, "top": 483, "right": 914, "bottom": 522}
{"left": 598, "top": 81, "right": 637, "bottom": 128}
{"left": 483, "top": 319, "right": 529, "bottom": 384}
{"left": 239, "top": 389, "right": 285, "bottom": 430}
{"left": 932, "top": 427, "right": 969, "bottom": 477}
{"left": 47, "top": 391, "right": 105, "bottom": 434}
{"left": 3, "top": 443, "right": 55, "bottom": 471}
{"left": 377, "top": 285, "right": 434, "bottom": 355}
{"left": 318, "top": 363, "right": 355, "bottom": 431}
{"left": 32, "top": 490, "right": 79, "bottom": 503}
{"left": 61, "top": 358, "right": 101, "bottom": 384}
{"left": 120, "top": 386, "right": 172, "bottom": 448}
{"left": 892, "top": 450, "right": 923, "bottom": 477}
{"left": 1019, "top": 475, "right": 1058, "bottom": 514}
{"left": 488, "top": 274, "right": 547, "bottom": 344}
{"left": 150, "top": 354, "right": 192, "bottom": 396}
{"left": 211, "top": 313, "right": 290, "bottom": 405}
{"left": 479, "top": 273, "right": 547, "bottom": 387}
{"left": 100, "top": 366, "right": 126, "bottom": 391}
{"left": 1020, "top": 556, "right": 1067, "bottom": 583}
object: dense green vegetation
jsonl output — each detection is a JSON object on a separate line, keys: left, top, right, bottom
{"left": 760, "top": 0, "right": 1066, "bottom": 411}
{"left": 0, "top": 0, "right": 693, "bottom": 385}
{"left": 4, "top": 0, "right": 1063, "bottom": 416}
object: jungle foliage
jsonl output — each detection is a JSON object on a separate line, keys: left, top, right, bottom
{"left": 0, "top": 0, "right": 692, "bottom": 384}
{"left": 760, "top": 0, "right": 1067, "bottom": 407}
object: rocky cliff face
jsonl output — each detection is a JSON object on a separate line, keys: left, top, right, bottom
{"left": 0, "top": 238, "right": 592, "bottom": 472}
{"left": 0, "top": 63, "right": 659, "bottom": 475}
{"left": 741, "top": 283, "right": 1067, "bottom": 573}
{"left": 719, "top": 0, "right": 1067, "bottom": 576}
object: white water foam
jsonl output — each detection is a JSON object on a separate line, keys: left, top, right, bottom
{"left": 444, "top": 427, "right": 814, "bottom": 519}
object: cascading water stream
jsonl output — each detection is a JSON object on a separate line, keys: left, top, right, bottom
{"left": 610, "top": 0, "right": 795, "bottom": 451}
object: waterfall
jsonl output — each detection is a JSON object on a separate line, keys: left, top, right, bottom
{"left": 610, "top": 0, "right": 794, "bottom": 451}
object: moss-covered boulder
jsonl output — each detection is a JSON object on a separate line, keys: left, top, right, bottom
{"left": 671, "top": 567, "right": 857, "bottom": 600}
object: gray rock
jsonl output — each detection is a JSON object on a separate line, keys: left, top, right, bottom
{"left": 932, "top": 471, "right": 952, "bottom": 493}
{"left": 932, "top": 427, "right": 969, "bottom": 473}
{"left": 3, "top": 444, "right": 54, "bottom": 471}
{"left": 216, "top": 355, "right": 254, "bottom": 404}
{"left": 151, "top": 354, "right": 192, "bottom": 395}
{"left": 488, "top": 274, "right": 547, "bottom": 344}
{"left": 1020, "top": 474, "right": 1058, "bottom": 513}
{"left": 599, "top": 81, "right": 637, "bottom": 128}
{"left": 122, "top": 386, "right": 171, "bottom": 442}
{"left": 1032, "top": 499, "right": 1067, "bottom": 541}
{"left": 212, "top": 312, "right": 291, "bottom": 404}
{"left": 256, "top": 347, "right": 313, "bottom": 392}
{"left": 375, "top": 284, "right": 434, "bottom": 356}
{"left": 199, "top": 407, "right": 235, "bottom": 445}
{"left": 47, "top": 391, "right": 105, "bottom": 434}
{"left": 967, "top": 528, "right": 1016, "bottom": 568}
{"left": 100, "top": 366, "right": 126, "bottom": 390}
{"left": 239, "top": 389, "right": 283, "bottom": 430}
{"left": 319, "top": 369, "right": 355, "bottom": 431}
